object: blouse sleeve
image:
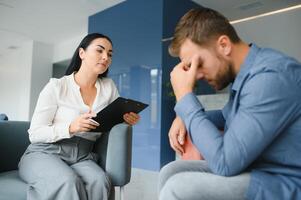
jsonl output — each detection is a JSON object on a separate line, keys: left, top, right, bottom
{"left": 28, "top": 79, "right": 71, "bottom": 143}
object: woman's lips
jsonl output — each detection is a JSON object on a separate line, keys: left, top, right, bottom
{"left": 97, "top": 63, "right": 107, "bottom": 67}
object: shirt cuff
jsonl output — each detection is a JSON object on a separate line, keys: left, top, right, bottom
{"left": 56, "top": 123, "right": 72, "bottom": 140}
{"left": 174, "top": 93, "right": 205, "bottom": 119}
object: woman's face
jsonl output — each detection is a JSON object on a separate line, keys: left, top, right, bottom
{"left": 79, "top": 38, "right": 113, "bottom": 75}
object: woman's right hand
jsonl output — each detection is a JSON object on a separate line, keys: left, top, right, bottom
{"left": 69, "top": 112, "right": 98, "bottom": 134}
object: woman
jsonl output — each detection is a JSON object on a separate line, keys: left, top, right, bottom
{"left": 18, "top": 33, "right": 140, "bottom": 200}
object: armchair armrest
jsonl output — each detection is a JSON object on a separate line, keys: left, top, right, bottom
{"left": 93, "top": 123, "right": 132, "bottom": 186}
{"left": 0, "top": 121, "right": 30, "bottom": 172}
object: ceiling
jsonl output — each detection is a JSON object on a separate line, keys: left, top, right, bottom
{"left": 1, "top": 0, "right": 301, "bottom": 59}
{"left": 0, "top": 0, "right": 125, "bottom": 58}
{"left": 192, "top": 0, "right": 301, "bottom": 20}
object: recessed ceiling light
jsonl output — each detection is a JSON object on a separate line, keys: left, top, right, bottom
{"left": 231, "top": 4, "right": 301, "bottom": 24}
{"left": 8, "top": 46, "right": 19, "bottom": 50}
{"left": 0, "top": 2, "right": 14, "bottom": 9}
{"left": 237, "top": 1, "right": 263, "bottom": 11}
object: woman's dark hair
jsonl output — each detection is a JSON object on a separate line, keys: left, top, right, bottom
{"left": 65, "top": 33, "right": 113, "bottom": 78}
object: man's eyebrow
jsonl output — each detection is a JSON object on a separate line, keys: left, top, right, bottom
{"left": 97, "top": 45, "right": 113, "bottom": 52}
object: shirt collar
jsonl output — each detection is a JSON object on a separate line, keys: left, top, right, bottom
{"left": 68, "top": 72, "right": 100, "bottom": 91}
{"left": 231, "top": 43, "right": 260, "bottom": 92}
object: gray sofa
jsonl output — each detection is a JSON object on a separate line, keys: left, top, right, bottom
{"left": 0, "top": 121, "right": 132, "bottom": 200}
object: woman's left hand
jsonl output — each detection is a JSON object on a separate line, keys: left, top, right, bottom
{"left": 123, "top": 112, "right": 140, "bottom": 125}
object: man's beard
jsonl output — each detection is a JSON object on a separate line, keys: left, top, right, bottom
{"left": 214, "top": 63, "right": 235, "bottom": 91}
{"left": 210, "top": 49, "right": 235, "bottom": 91}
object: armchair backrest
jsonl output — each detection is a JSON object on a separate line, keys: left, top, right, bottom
{"left": 0, "top": 121, "right": 30, "bottom": 172}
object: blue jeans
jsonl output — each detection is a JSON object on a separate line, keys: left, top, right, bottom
{"left": 159, "top": 160, "right": 250, "bottom": 200}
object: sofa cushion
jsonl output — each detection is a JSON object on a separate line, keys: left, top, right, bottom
{"left": 0, "top": 170, "right": 26, "bottom": 200}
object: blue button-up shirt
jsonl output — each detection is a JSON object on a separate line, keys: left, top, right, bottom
{"left": 175, "top": 44, "right": 301, "bottom": 200}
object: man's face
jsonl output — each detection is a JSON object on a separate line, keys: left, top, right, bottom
{"left": 178, "top": 38, "right": 234, "bottom": 90}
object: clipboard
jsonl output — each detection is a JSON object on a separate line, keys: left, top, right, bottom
{"left": 91, "top": 97, "right": 148, "bottom": 132}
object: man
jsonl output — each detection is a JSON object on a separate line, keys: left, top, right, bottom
{"left": 158, "top": 7, "right": 301, "bottom": 200}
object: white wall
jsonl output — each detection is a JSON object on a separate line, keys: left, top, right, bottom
{"left": 53, "top": 33, "right": 86, "bottom": 63}
{"left": 0, "top": 34, "right": 84, "bottom": 121}
{"left": 233, "top": 8, "right": 301, "bottom": 62}
{"left": 0, "top": 41, "right": 33, "bottom": 120}
{"left": 0, "top": 40, "right": 54, "bottom": 121}
{"left": 29, "top": 42, "right": 53, "bottom": 118}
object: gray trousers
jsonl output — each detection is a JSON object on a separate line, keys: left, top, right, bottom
{"left": 158, "top": 160, "right": 250, "bottom": 200}
{"left": 18, "top": 137, "right": 111, "bottom": 200}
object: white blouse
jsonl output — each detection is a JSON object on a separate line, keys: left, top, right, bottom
{"left": 28, "top": 73, "right": 119, "bottom": 143}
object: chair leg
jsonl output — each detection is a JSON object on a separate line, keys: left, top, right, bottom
{"left": 120, "top": 186, "right": 125, "bottom": 200}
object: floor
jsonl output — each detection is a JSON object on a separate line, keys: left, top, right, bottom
{"left": 114, "top": 168, "right": 159, "bottom": 200}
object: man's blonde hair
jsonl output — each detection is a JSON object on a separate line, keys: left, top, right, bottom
{"left": 169, "top": 7, "right": 241, "bottom": 57}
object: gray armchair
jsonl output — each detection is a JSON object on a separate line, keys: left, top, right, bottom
{"left": 0, "top": 121, "right": 132, "bottom": 200}
{"left": 0, "top": 114, "right": 8, "bottom": 121}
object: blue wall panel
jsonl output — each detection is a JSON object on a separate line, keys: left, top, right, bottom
{"left": 89, "top": 0, "right": 163, "bottom": 170}
{"left": 89, "top": 0, "right": 204, "bottom": 171}
{"left": 161, "top": 0, "right": 202, "bottom": 167}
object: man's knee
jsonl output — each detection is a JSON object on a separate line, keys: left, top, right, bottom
{"left": 158, "top": 161, "right": 180, "bottom": 191}
{"left": 159, "top": 173, "right": 187, "bottom": 200}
